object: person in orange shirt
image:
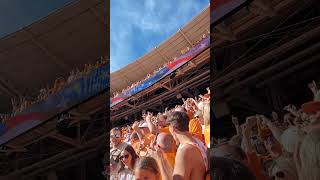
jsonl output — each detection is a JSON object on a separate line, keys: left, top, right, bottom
{"left": 202, "top": 99, "right": 211, "bottom": 148}
{"left": 189, "top": 116, "right": 204, "bottom": 142}
{"left": 132, "top": 120, "right": 155, "bottom": 156}
{"left": 130, "top": 132, "right": 141, "bottom": 155}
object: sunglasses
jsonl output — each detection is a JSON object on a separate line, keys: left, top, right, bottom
{"left": 271, "top": 171, "right": 285, "bottom": 180}
{"left": 111, "top": 134, "right": 121, "bottom": 138}
{"left": 120, "top": 154, "right": 129, "bottom": 160}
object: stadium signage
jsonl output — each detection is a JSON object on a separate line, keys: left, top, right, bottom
{"left": 0, "top": 64, "right": 108, "bottom": 145}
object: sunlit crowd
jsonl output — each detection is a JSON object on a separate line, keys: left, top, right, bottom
{"left": 106, "top": 88, "right": 210, "bottom": 180}
{"left": 112, "top": 30, "right": 210, "bottom": 99}
{"left": 0, "top": 57, "right": 106, "bottom": 123}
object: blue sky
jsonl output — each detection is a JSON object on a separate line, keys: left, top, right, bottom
{"left": 110, "top": 0, "right": 209, "bottom": 73}
{"left": 0, "top": 0, "right": 73, "bottom": 38}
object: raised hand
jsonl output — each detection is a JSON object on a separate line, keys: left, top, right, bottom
{"left": 231, "top": 116, "right": 239, "bottom": 126}
{"left": 132, "top": 121, "right": 140, "bottom": 131}
{"left": 308, "top": 80, "right": 318, "bottom": 96}
{"left": 284, "top": 104, "right": 297, "bottom": 112}
{"left": 241, "top": 123, "right": 251, "bottom": 138}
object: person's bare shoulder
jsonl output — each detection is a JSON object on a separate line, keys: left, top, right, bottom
{"left": 177, "top": 144, "right": 197, "bottom": 157}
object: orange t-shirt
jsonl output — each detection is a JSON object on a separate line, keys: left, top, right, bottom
{"left": 259, "top": 127, "right": 272, "bottom": 139}
{"left": 138, "top": 133, "right": 156, "bottom": 156}
{"left": 159, "top": 126, "right": 170, "bottom": 133}
{"left": 246, "top": 152, "right": 268, "bottom": 180}
{"left": 164, "top": 152, "right": 176, "bottom": 169}
{"left": 131, "top": 140, "right": 140, "bottom": 154}
{"left": 189, "top": 118, "right": 204, "bottom": 142}
{"left": 143, "top": 133, "right": 156, "bottom": 148}
{"left": 204, "top": 125, "right": 210, "bottom": 148}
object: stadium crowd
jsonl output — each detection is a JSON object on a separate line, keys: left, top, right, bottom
{"left": 210, "top": 80, "right": 320, "bottom": 180}
{"left": 0, "top": 57, "right": 106, "bottom": 122}
{"left": 106, "top": 88, "right": 210, "bottom": 180}
{"left": 111, "top": 30, "right": 210, "bottom": 99}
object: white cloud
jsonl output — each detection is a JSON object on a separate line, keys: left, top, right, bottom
{"left": 110, "top": 0, "right": 208, "bottom": 72}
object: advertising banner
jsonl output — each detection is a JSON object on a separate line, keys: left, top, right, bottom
{"left": 0, "top": 64, "right": 108, "bottom": 145}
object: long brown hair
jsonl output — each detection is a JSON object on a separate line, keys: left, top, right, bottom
{"left": 119, "top": 144, "right": 139, "bottom": 171}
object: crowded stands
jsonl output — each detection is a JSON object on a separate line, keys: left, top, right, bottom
{"left": 0, "top": 57, "right": 106, "bottom": 123}
{"left": 107, "top": 88, "right": 210, "bottom": 180}
{"left": 210, "top": 81, "right": 320, "bottom": 180}
{"left": 111, "top": 30, "right": 210, "bottom": 99}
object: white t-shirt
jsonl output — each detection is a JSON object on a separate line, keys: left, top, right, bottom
{"left": 118, "top": 169, "right": 135, "bottom": 180}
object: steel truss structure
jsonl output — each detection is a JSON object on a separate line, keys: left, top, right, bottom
{"left": 211, "top": 0, "right": 320, "bottom": 138}
{"left": 0, "top": 91, "right": 107, "bottom": 180}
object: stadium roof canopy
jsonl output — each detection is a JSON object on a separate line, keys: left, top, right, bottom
{"left": 0, "top": 0, "right": 106, "bottom": 113}
{"left": 110, "top": 6, "right": 210, "bottom": 94}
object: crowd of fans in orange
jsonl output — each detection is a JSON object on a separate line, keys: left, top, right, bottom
{"left": 106, "top": 79, "right": 320, "bottom": 180}
{"left": 211, "top": 80, "right": 320, "bottom": 180}
{"left": 106, "top": 88, "right": 210, "bottom": 180}
{"left": 0, "top": 57, "right": 106, "bottom": 123}
{"left": 112, "top": 30, "right": 210, "bottom": 99}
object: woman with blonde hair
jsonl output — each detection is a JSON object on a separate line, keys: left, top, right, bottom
{"left": 134, "top": 156, "right": 161, "bottom": 180}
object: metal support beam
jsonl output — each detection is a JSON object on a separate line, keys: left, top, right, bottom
{"left": 214, "top": 23, "right": 236, "bottom": 41}
{"left": 159, "top": 83, "right": 172, "bottom": 91}
{"left": 125, "top": 103, "right": 135, "bottom": 108}
{"left": 89, "top": 7, "right": 107, "bottom": 29}
{"left": 77, "top": 122, "right": 81, "bottom": 145}
{"left": 0, "top": 75, "right": 21, "bottom": 97}
{"left": 155, "top": 48, "right": 170, "bottom": 63}
{"left": 50, "top": 132, "right": 78, "bottom": 147}
{"left": 249, "top": 0, "right": 276, "bottom": 17}
{"left": 22, "top": 29, "right": 69, "bottom": 71}
{"left": 1, "top": 147, "right": 27, "bottom": 153}
{"left": 224, "top": 41, "right": 320, "bottom": 94}
{"left": 121, "top": 74, "right": 134, "bottom": 84}
{"left": 179, "top": 29, "right": 193, "bottom": 47}
{"left": 81, "top": 120, "right": 95, "bottom": 142}
{"left": 212, "top": 25, "right": 320, "bottom": 87}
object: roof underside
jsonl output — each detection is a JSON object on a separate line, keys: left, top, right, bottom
{"left": 110, "top": 6, "right": 210, "bottom": 94}
{"left": 0, "top": 0, "right": 106, "bottom": 113}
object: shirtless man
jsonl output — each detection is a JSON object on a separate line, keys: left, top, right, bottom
{"left": 166, "top": 111, "right": 208, "bottom": 180}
